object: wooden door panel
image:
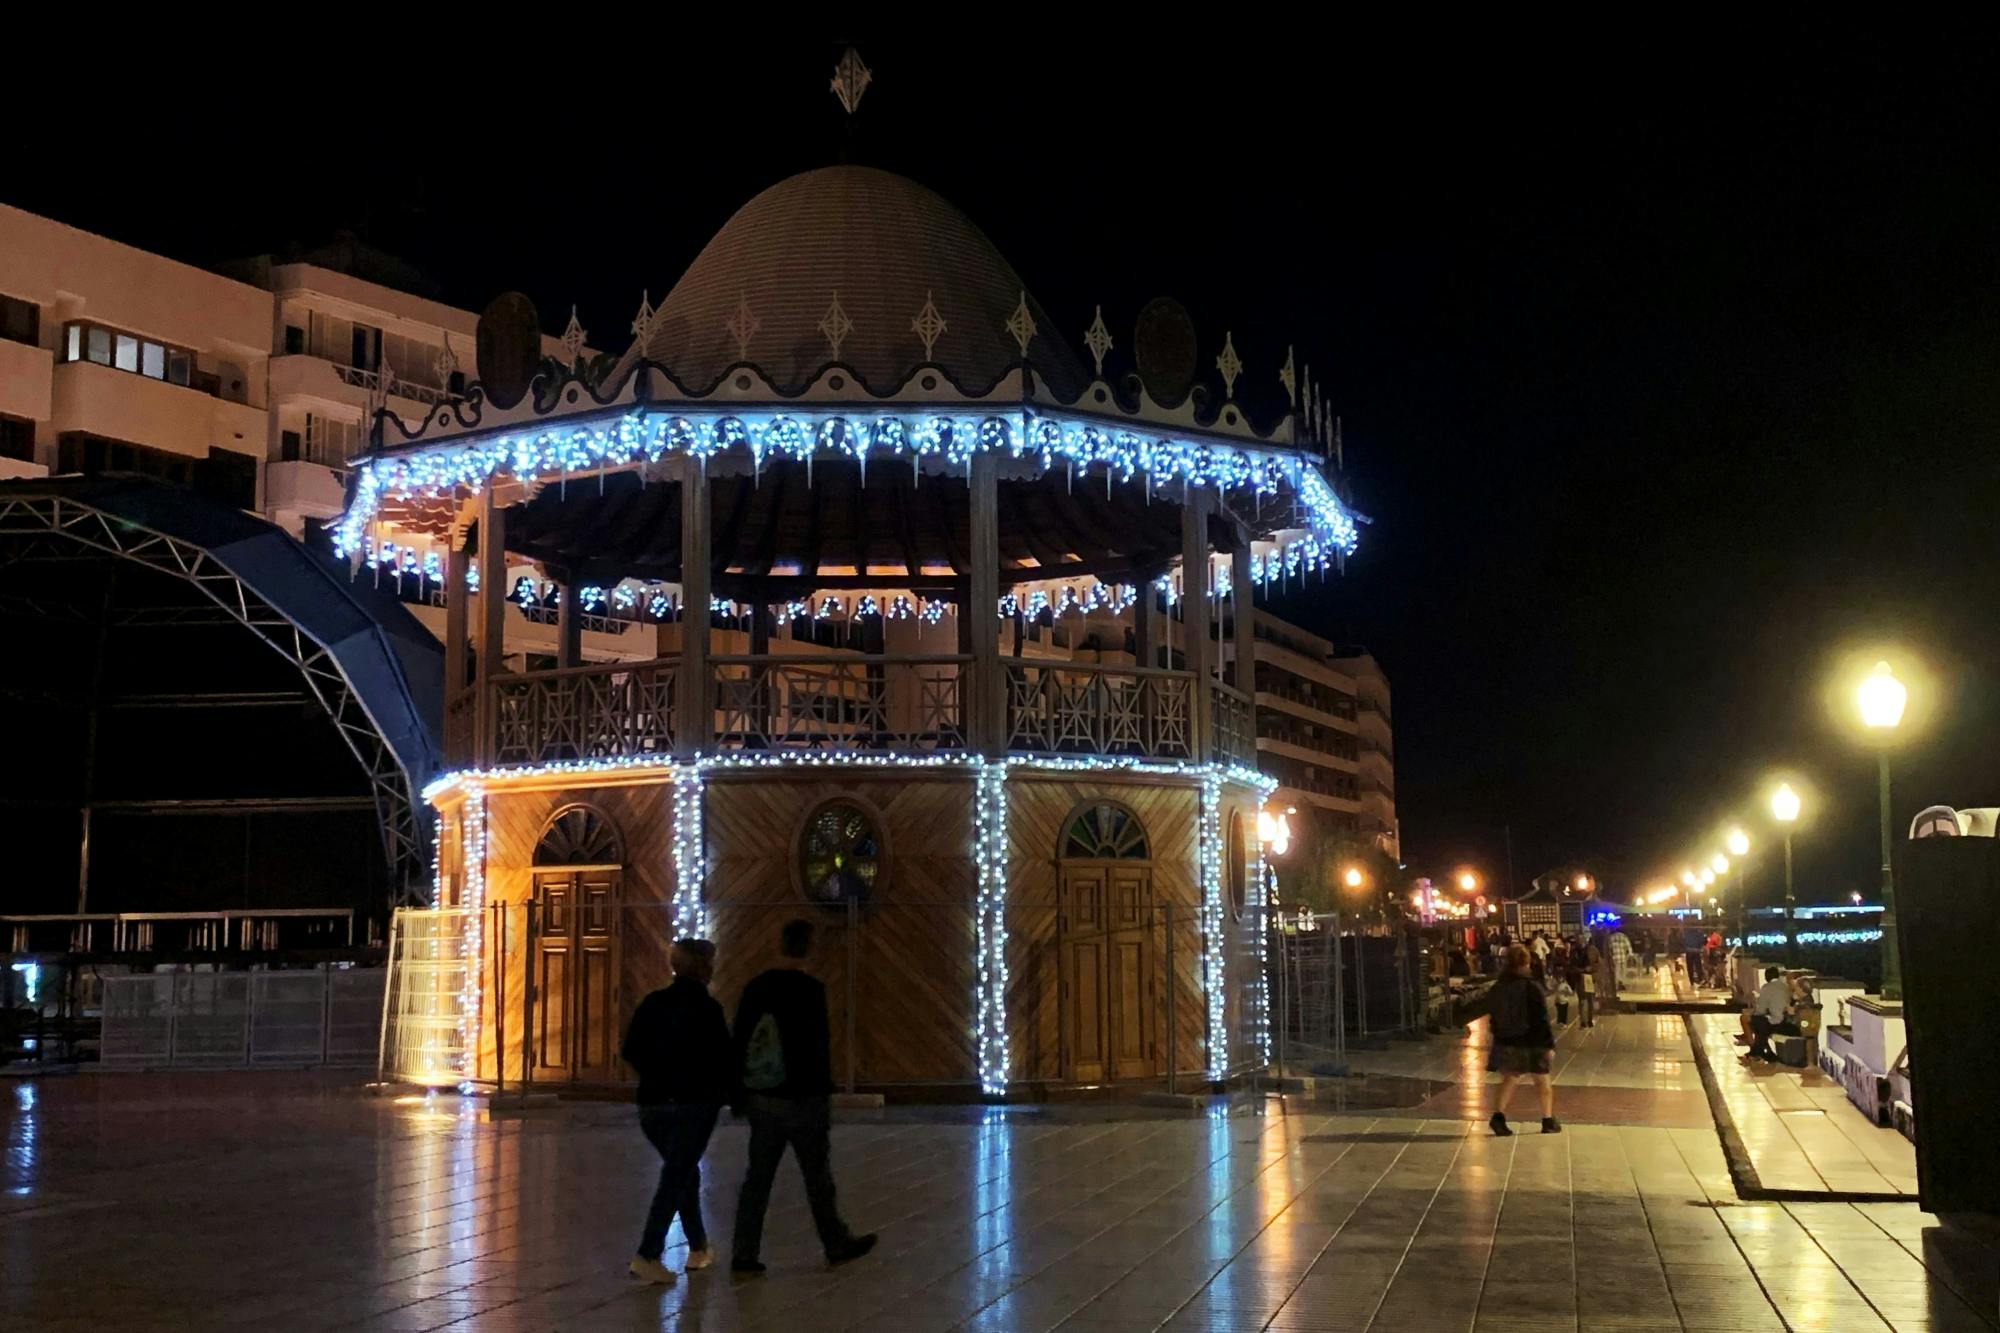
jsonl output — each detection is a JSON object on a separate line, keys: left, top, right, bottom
{"left": 536, "top": 946, "right": 569, "bottom": 1071}
{"left": 1111, "top": 936, "right": 1150, "bottom": 1079}
{"left": 531, "top": 869, "right": 621, "bottom": 1082}
{"left": 1070, "top": 939, "right": 1105, "bottom": 1082}
{"left": 577, "top": 942, "right": 616, "bottom": 1074}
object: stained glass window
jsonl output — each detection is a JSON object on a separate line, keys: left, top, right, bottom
{"left": 1062, "top": 803, "right": 1149, "bottom": 859}
{"left": 799, "top": 802, "right": 881, "bottom": 905}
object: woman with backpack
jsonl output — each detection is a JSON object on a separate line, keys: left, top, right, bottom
{"left": 1486, "top": 942, "right": 1560, "bottom": 1135}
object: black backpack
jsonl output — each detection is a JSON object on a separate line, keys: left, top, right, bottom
{"left": 1491, "top": 979, "right": 1532, "bottom": 1041}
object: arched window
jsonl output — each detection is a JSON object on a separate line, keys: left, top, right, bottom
{"left": 798, "top": 800, "right": 883, "bottom": 906}
{"left": 1062, "top": 802, "right": 1150, "bottom": 860}
{"left": 534, "top": 804, "right": 624, "bottom": 866}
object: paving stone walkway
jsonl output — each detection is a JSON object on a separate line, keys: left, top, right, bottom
{"left": 4, "top": 1070, "right": 1996, "bottom": 1332}
{"left": 1684, "top": 1011, "right": 1919, "bottom": 1198}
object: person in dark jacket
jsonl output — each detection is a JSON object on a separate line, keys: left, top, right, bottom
{"left": 728, "top": 919, "right": 876, "bottom": 1275}
{"left": 1486, "top": 943, "right": 1560, "bottom": 1136}
{"left": 621, "top": 937, "right": 733, "bottom": 1284}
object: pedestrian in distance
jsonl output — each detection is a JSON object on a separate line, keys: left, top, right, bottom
{"left": 621, "top": 937, "right": 733, "bottom": 1285}
{"left": 729, "top": 918, "right": 877, "bottom": 1275}
{"left": 1487, "top": 943, "right": 1560, "bottom": 1135}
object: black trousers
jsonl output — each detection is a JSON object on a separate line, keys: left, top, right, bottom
{"left": 637, "top": 1101, "right": 720, "bottom": 1259}
{"left": 732, "top": 1093, "right": 851, "bottom": 1261}
{"left": 1749, "top": 1014, "right": 1799, "bottom": 1060}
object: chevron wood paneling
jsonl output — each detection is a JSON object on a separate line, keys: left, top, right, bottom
{"left": 1002, "top": 773, "right": 1203, "bottom": 1084}
{"left": 704, "top": 769, "right": 978, "bottom": 1086}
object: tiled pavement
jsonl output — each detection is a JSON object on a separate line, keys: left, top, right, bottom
{"left": 5, "top": 1066, "right": 1997, "bottom": 1332}
{"left": 1684, "top": 1011, "right": 1919, "bottom": 1198}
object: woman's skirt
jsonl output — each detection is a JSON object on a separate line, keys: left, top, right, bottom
{"left": 1487, "top": 1043, "right": 1553, "bottom": 1075}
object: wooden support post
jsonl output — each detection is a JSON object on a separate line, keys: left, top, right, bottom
{"left": 676, "top": 456, "right": 712, "bottom": 756}
{"left": 475, "top": 489, "right": 508, "bottom": 768}
{"left": 1132, "top": 572, "right": 1157, "bottom": 669}
{"left": 444, "top": 544, "right": 470, "bottom": 697}
{"left": 967, "top": 453, "right": 1002, "bottom": 757}
{"left": 1181, "top": 489, "right": 1213, "bottom": 761}
{"left": 1231, "top": 542, "right": 1256, "bottom": 694}
{"left": 556, "top": 579, "right": 582, "bottom": 668}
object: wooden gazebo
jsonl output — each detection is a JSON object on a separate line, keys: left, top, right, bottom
{"left": 355, "top": 164, "right": 1360, "bottom": 1098}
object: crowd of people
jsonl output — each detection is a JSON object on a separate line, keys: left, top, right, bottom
{"left": 619, "top": 919, "right": 878, "bottom": 1285}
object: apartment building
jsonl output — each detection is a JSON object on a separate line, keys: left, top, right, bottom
{"left": 0, "top": 205, "right": 567, "bottom": 537}
{"left": 1250, "top": 610, "right": 1399, "bottom": 861}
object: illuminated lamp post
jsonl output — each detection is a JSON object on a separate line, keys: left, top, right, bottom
{"left": 1856, "top": 662, "right": 1907, "bottom": 999}
{"left": 1725, "top": 828, "right": 1750, "bottom": 961}
{"left": 1709, "top": 853, "right": 1729, "bottom": 923}
{"left": 1770, "top": 783, "right": 1800, "bottom": 963}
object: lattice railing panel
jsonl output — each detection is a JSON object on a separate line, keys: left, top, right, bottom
{"left": 1004, "top": 660, "right": 1195, "bottom": 760}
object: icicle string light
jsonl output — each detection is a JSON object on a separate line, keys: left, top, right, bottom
{"left": 336, "top": 410, "right": 1359, "bottom": 563}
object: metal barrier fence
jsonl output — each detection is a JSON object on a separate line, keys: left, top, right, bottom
{"left": 378, "top": 908, "right": 475, "bottom": 1086}
{"left": 1271, "top": 915, "right": 1442, "bottom": 1074}
{"left": 97, "top": 967, "right": 384, "bottom": 1069}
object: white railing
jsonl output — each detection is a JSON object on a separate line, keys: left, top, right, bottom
{"left": 98, "top": 967, "right": 384, "bottom": 1069}
{"left": 331, "top": 362, "right": 455, "bottom": 408}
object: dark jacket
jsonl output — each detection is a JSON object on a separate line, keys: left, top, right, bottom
{"left": 1491, "top": 974, "right": 1555, "bottom": 1049}
{"left": 621, "top": 976, "right": 734, "bottom": 1106}
{"left": 732, "top": 967, "right": 834, "bottom": 1099}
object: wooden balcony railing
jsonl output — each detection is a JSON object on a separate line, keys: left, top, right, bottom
{"left": 1002, "top": 659, "right": 1194, "bottom": 760}
{"left": 490, "top": 659, "right": 678, "bottom": 766}
{"left": 455, "top": 654, "right": 1251, "bottom": 771}
{"left": 714, "top": 654, "right": 966, "bottom": 752}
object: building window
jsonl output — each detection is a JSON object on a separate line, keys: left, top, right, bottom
{"left": 0, "top": 294, "right": 38, "bottom": 347}
{"left": 797, "top": 800, "right": 883, "bottom": 907}
{"left": 61, "top": 321, "right": 201, "bottom": 391}
{"left": 0, "top": 414, "right": 32, "bottom": 463}
{"left": 1062, "top": 803, "right": 1150, "bottom": 860}
{"left": 284, "top": 325, "right": 305, "bottom": 355}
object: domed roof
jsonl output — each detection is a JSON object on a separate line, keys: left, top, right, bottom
{"left": 630, "top": 165, "right": 1087, "bottom": 397}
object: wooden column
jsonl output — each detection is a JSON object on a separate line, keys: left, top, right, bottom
{"left": 1231, "top": 542, "right": 1256, "bottom": 694}
{"left": 474, "top": 488, "right": 508, "bottom": 767}
{"left": 675, "top": 456, "right": 712, "bottom": 756}
{"left": 1181, "top": 489, "right": 1213, "bottom": 760}
{"left": 967, "top": 452, "right": 1002, "bottom": 757}
{"left": 556, "top": 578, "right": 582, "bottom": 668}
{"left": 1132, "top": 570, "right": 1158, "bottom": 669}
{"left": 444, "top": 544, "right": 470, "bottom": 696}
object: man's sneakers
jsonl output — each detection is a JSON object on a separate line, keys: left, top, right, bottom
{"left": 1541, "top": 1117, "right": 1562, "bottom": 1134}
{"left": 627, "top": 1256, "right": 675, "bottom": 1285}
{"left": 827, "top": 1233, "right": 879, "bottom": 1266}
{"left": 1489, "top": 1111, "right": 1513, "bottom": 1137}
{"left": 684, "top": 1247, "right": 714, "bottom": 1272}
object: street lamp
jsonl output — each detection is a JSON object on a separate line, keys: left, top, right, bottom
{"left": 1725, "top": 829, "right": 1750, "bottom": 960}
{"left": 1857, "top": 661, "right": 1907, "bottom": 999}
{"left": 1771, "top": 783, "right": 1801, "bottom": 964}
{"left": 1457, "top": 870, "right": 1478, "bottom": 893}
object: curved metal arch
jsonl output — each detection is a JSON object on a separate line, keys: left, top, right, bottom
{"left": 0, "top": 487, "right": 435, "bottom": 903}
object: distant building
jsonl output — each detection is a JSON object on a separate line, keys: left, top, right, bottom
{"left": 0, "top": 204, "right": 569, "bottom": 538}
{"left": 1248, "top": 611, "right": 1398, "bottom": 861}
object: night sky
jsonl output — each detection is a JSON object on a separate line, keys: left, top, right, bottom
{"left": 13, "top": 41, "right": 1996, "bottom": 906}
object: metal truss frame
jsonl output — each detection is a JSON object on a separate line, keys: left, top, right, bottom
{"left": 0, "top": 493, "right": 430, "bottom": 904}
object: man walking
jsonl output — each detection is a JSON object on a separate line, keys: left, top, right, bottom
{"left": 621, "top": 938, "right": 733, "bottom": 1285}
{"left": 729, "top": 919, "right": 876, "bottom": 1275}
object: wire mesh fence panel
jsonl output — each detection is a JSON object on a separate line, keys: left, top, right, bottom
{"left": 249, "top": 972, "right": 328, "bottom": 1064}
{"left": 169, "top": 973, "right": 251, "bottom": 1065}
{"left": 98, "top": 974, "right": 175, "bottom": 1068}
{"left": 381, "top": 908, "right": 474, "bottom": 1085}
{"left": 327, "top": 968, "right": 388, "bottom": 1066}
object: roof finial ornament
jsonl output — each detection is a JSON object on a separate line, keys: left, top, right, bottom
{"left": 630, "top": 290, "right": 656, "bottom": 346}
{"left": 1277, "top": 344, "right": 1296, "bottom": 408}
{"left": 1302, "top": 367, "right": 1316, "bottom": 440}
{"left": 560, "top": 306, "right": 587, "bottom": 365}
{"left": 818, "top": 290, "right": 854, "bottom": 361}
{"left": 725, "top": 292, "right": 759, "bottom": 363}
{"left": 1215, "top": 331, "right": 1242, "bottom": 401}
{"left": 911, "top": 290, "right": 946, "bottom": 361}
{"left": 1084, "top": 305, "right": 1113, "bottom": 378}
{"left": 1332, "top": 414, "right": 1344, "bottom": 470}
{"left": 1005, "top": 291, "right": 1037, "bottom": 359}
{"left": 830, "top": 46, "right": 873, "bottom": 118}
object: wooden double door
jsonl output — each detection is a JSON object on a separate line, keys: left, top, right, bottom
{"left": 529, "top": 867, "right": 621, "bottom": 1081}
{"left": 1058, "top": 862, "right": 1157, "bottom": 1082}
